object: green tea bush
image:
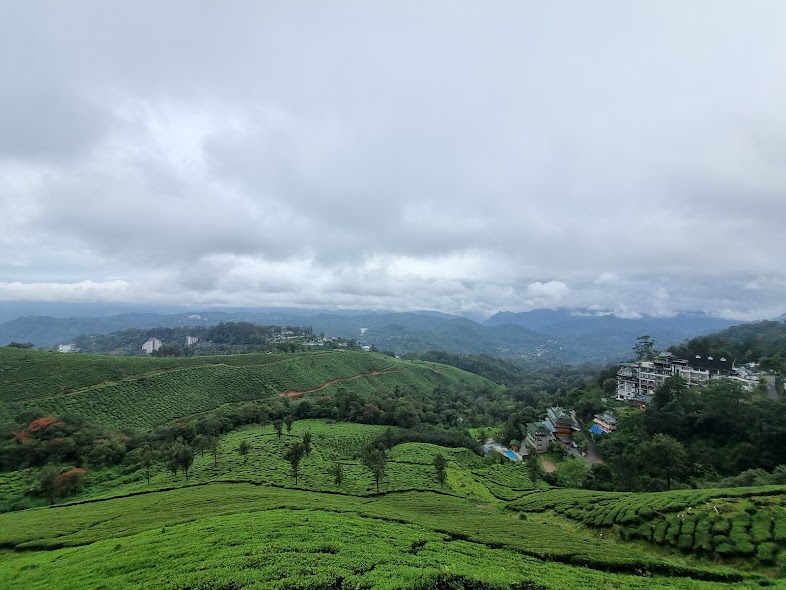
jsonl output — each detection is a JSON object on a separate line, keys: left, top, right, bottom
{"left": 756, "top": 541, "right": 780, "bottom": 565}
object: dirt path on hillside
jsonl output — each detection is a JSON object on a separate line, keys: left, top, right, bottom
{"left": 541, "top": 459, "right": 557, "bottom": 473}
{"left": 281, "top": 369, "right": 408, "bottom": 398}
{"left": 27, "top": 354, "right": 340, "bottom": 401}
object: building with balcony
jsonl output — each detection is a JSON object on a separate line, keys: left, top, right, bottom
{"left": 616, "top": 352, "right": 733, "bottom": 401}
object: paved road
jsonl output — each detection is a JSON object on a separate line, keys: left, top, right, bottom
{"left": 584, "top": 436, "right": 604, "bottom": 464}
{"left": 765, "top": 375, "right": 779, "bottom": 401}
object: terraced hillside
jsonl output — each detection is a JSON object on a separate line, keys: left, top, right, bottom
{"left": 1, "top": 348, "right": 784, "bottom": 588}
{"left": 511, "top": 486, "right": 786, "bottom": 566}
{"left": 1, "top": 418, "right": 779, "bottom": 587}
{"left": 2, "top": 483, "right": 767, "bottom": 590}
{"left": 0, "top": 348, "right": 489, "bottom": 430}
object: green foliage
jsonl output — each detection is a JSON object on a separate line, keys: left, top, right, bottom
{"left": 1, "top": 349, "right": 493, "bottom": 432}
{"left": 361, "top": 444, "right": 387, "bottom": 492}
{"left": 555, "top": 458, "right": 590, "bottom": 488}
{"left": 670, "top": 319, "right": 786, "bottom": 372}
{"left": 433, "top": 453, "right": 448, "bottom": 487}
{"left": 511, "top": 485, "right": 786, "bottom": 565}
{"left": 283, "top": 441, "right": 306, "bottom": 484}
{"left": 634, "top": 335, "right": 656, "bottom": 361}
{"left": 0, "top": 484, "right": 758, "bottom": 589}
{"left": 237, "top": 440, "right": 250, "bottom": 463}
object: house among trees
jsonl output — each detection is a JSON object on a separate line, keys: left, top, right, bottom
{"left": 57, "top": 343, "right": 76, "bottom": 353}
{"left": 185, "top": 336, "right": 199, "bottom": 346}
{"left": 142, "top": 338, "right": 162, "bottom": 354}
{"left": 524, "top": 422, "right": 551, "bottom": 454}
{"left": 544, "top": 406, "right": 577, "bottom": 444}
{"left": 616, "top": 351, "right": 733, "bottom": 401}
{"left": 590, "top": 412, "right": 617, "bottom": 434}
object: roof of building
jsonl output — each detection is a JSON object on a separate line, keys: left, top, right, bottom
{"left": 685, "top": 354, "right": 733, "bottom": 372}
{"left": 589, "top": 424, "right": 606, "bottom": 435}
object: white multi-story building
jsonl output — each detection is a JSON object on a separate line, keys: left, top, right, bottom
{"left": 186, "top": 336, "right": 199, "bottom": 346}
{"left": 616, "top": 352, "right": 732, "bottom": 401}
{"left": 142, "top": 338, "right": 162, "bottom": 354}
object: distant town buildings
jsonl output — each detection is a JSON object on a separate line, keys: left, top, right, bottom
{"left": 185, "top": 336, "right": 199, "bottom": 346}
{"left": 57, "top": 344, "right": 76, "bottom": 353}
{"left": 142, "top": 338, "right": 162, "bottom": 354}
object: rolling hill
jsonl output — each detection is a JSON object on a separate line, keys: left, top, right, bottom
{"left": 1, "top": 346, "right": 785, "bottom": 588}
{"left": 0, "top": 347, "right": 492, "bottom": 431}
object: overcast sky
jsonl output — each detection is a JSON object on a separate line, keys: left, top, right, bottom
{"left": 1, "top": 2, "right": 785, "bottom": 320}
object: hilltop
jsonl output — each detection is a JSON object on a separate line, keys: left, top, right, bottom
{"left": 0, "top": 347, "right": 494, "bottom": 431}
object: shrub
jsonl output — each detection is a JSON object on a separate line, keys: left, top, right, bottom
{"left": 55, "top": 467, "right": 87, "bottom": 497}
{"left": 678, "top": 533, "right": 694, "bottom": 550}
{"left": 693, "top": 519, "right": 713, "bottom": 552}
{"left": 757, "top": 542, "right": 780, "bottom": 565}
{"left": 711, "top": 518, "right": 731, "bottom": 535}
{"left": 751, "top": 514, "right": 773, "bottom": 543}
{"left": 653, "top": 520, "right": 668, "bottom": 544}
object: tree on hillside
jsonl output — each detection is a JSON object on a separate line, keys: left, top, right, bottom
{"left": 284, "top": 415, "right": 294, "bottom": 434}
{"left": 7, "top": 341, "right": 34, "bottom": 348}
{"left": 556, "top": 458, "right": 590, "bottom": 488}
{"left": 653, "top": 375, "right": 686, "bottom": 410}
{"left": 284, "top": 442, "right": 306, "bottom": 484}
{"left": 38, "top": 464, "right": 59, "bottom": 504}
{"left": 273, "top": 419, "right": 284, "bottom": 439}
{"left": 192, "top": 434, "right": 208, "bottom": 457}
{"left": 331, "top": 462, "right": 344, "bottom": 487}
{"left": 56, "top": 467, "right": 87, "bottom": 497}
{"left": 433, "top": 453, "right": 448, "bottom": 487}
{"left": 525, "top": 451, "right": 542, "bottom": 487}
{"left": 208, "top": 436, "right": 220, "bottom": 467}
{"left": 177, "top": 443, "right": 194, "bottom": 480}
{"left": 302, "top": 431, "right": 312, "bottom": 455}
{"left": 167, "top": 439, "right": 194, "bottom": 480}
{"left": 641, "top": 433, "right": 688, "bottom": 490}
{"left": 238, "top": 440, "right": 250, "bottom": 464}
{"left": 634, "top": 335, "right": 655, "bottom": 361}
{"left": 361, "top": 444, "right": 387, "bottom": 493}
{"left": 128, "top": 445, "right": 155, "bottom": 484}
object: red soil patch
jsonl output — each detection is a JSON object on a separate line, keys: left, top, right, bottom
{"left": 281, "top": 369, "right": 406, "bottom": 399}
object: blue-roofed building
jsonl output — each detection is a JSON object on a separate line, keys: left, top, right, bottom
{"left": 592, "top": 412, "right": 617, "bottom": 434}
{"left": 589, "top": 424, "right": 605, "bottom": 435}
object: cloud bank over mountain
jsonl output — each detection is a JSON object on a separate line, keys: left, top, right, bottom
{"left": 2, "top": 2, "right": 785, "bottom": 320}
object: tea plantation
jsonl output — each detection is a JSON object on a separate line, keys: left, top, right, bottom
{"left": 1, "top": 348, "right": 784, "bottom": 588}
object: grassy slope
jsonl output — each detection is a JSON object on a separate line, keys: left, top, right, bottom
{"left": 0, "top": 348, "right": 490, "bottom": 430}
{"left": 0, "top": 485, "right": 761, "bottom": 590}
{"left": 0, "top": 421, "right": 769, "bottom": 589}
{"left": 1, "top": 421, "right": 530, "bottom": 508}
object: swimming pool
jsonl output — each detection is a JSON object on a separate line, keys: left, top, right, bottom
{"left": 504, "top": 450, "right": 518, "bottom": 460}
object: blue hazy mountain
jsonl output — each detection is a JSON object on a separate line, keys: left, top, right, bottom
{"left": 0, "top": 303, "right": 748, "bottom": 364}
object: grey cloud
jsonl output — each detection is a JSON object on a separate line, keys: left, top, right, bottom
{"left": 1, "top": 2, "right": 786, "bottom": 319}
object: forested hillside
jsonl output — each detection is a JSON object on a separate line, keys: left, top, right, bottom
{"left": 670, "top": 320, "right": 786, "bottom": 372}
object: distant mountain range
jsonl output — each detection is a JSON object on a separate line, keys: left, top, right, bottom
{"left": 0, "top": 303, "right": 764, "bottom": 365}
